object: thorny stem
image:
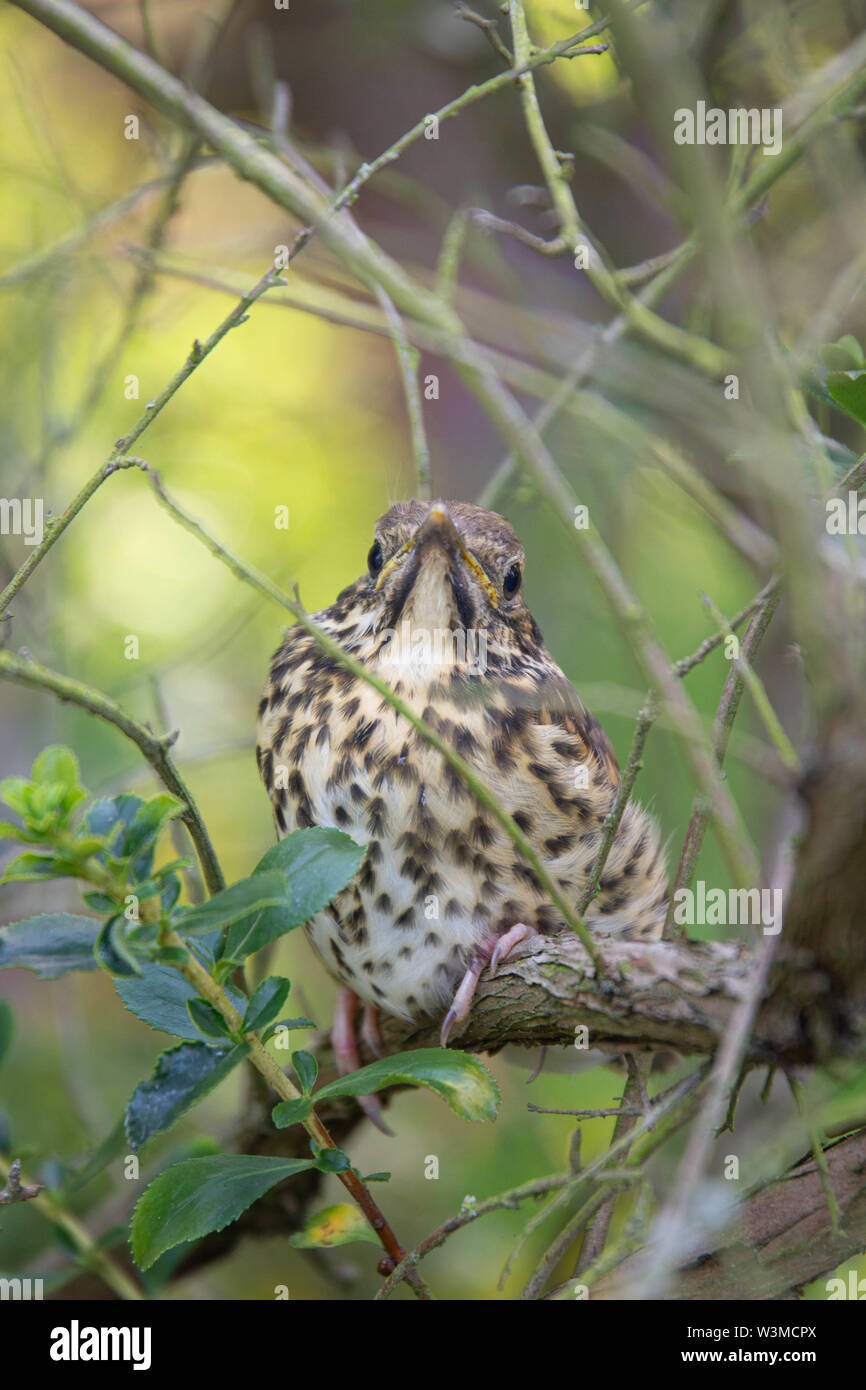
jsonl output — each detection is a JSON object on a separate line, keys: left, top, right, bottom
{"left": 787, "top": 1075, "right": 844, "bottom": 1237}
{"left": 327, "top": 22, "right": 616, "bottom": 215}
{"left": 374, "top": 1172, "right": 571, "bottom": 1300}
{"left": 499, "top": 1066, "right": 706, "bottom": 1291}
{"left": 577, "top": 580, "right": 776, "bottom": 918}
{"left": 578, "top": 694, "right": 657, "bottom": 915}
{"left": 548, "top": 1177, "right": 654, "bottom": 1298}
{"left": 507, "top": 0, "right": 729, "bottom": 378}
{"left": 668, "top": 584, "right": 782, "bottom": 929}
{"left": 700, "top": 592, "right": 801, "bottom": 775}
{"left": 574, "top": 1056, "right": 649, "bottom": 1274}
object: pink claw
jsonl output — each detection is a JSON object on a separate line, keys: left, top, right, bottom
{"left": 490, "top": 922, "right": 537, "bottom": 975}
{"left": 441, "top": 924, "right": 538, "bottom": 1047}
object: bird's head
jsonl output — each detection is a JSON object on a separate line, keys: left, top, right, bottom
{"left": 358, "top": 499, "right": 542, "bottom": 674}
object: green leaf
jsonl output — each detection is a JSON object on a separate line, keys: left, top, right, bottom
{"left": 122, "top": 795, "right": 184, "bottom": 864}
{"left": 211, "top": 958, "right": 235, "bottom": 986}
{"left": 126, "top": 921, "right": 160, "bottom": 948}
{"left": 27, "top": 781, "right": 68, "bottom": 821}
{"left": 82, "top": 890, "right": 118, "bottom": 914}
{"left": 819, "top": 336, "right": 864, "bottom": 371}
{"left": 220, "top": 828, "right": 364, "bottom": 962}
{"left": 31, "top": 745, "right": 79, "bottom": 791}
{"left": 262, "top": 1016, "right": 316, "bottom": 1042}
{"left": 0, "top": 914, "right": 100, "bottom": 977}
{"left": 0, "top": 999, "right": 13, "bottom": 1067}
{"left": 186, "top": 998, "right": 234, "bottom": 1040}
{"left": 0, "top": 776, "right": 30, "bottom": 818}
{"left": 271, "top": 1097, "right": 311, "bottom": 1129}
{"left": 130, "top": 1154, "right": 321, "bottom": 1269}
{"left": 125, "top": 1041, "right": 249, "bottom": 1151}
{"left": 176, "top": 871, "right": 288, "bottom": 936}
{"left": 0, "top": 852, "right": 64, "bottom": 884}
{"left": 292, "top": 1049, "right": 318, "bottom": 1095}
{"left": 289, "top": 1203, "right": 379, "bottom": 1250}
{"left": 316, "top": 1048, "right": 500, "bottom": 1122}
{"left": 242, "top": 976, "right": 291, "bottom": 1034}
{"left": 825, "top": 369, "right": 866, "bottom": 427}
{"left": 95, "top": 916, "right": 142, "bottom": 978}
{"left": 85, "top": 795, "right": 139, "bottom": 847}
{"left": 312, "top": 1147, "right": 351, "bottom": 1173}
{"left": 151, "top": 946, "right": 190, "bottom": 967}
{"left": 0, "top": 820, "right": 34, "bottom": 841}
{"left": 114, "top": 959, "right": 247, "bottom": 1039}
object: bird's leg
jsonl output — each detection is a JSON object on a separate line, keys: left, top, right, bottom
{"left": 332, "top": 987, "right": 394, "bottom": 1136}
{"left": 360, "top": 1002, "right": 384, "bottom": 1059}
{"left": 440, "top": 922, "right": 538, "bottom": 1047}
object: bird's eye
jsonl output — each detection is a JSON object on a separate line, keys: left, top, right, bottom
{"left": 503, "top": 562, "right": 522, "bottom": 596}
{"left": 367, "top": 540, "right": 384, "bottom": 576}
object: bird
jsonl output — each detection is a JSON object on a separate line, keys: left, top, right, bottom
{"left": 256, "top": 500, "right": 666, "bottom": 1118}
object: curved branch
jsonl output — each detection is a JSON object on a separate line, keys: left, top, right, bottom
{"left": 373, "top": 935, "right": 824, "bottom": 1067}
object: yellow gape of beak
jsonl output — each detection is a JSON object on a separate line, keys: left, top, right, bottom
{"left": 375, "top": 504, "right": 499, "bottom": 609}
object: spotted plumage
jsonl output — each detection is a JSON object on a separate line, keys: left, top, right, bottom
{"left": 257, "top": 500, "right": 666, "bottom": 1036}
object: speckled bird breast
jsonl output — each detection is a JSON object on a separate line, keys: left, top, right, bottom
{"left": 257, "top": 616, "right": 666, "bottom": 1023}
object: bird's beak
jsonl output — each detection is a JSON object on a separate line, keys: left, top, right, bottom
{"left": 414, "top": 503, "right": 464, "bottom": 558}
{"left": 375, "top": 503, "right": 498, "bottom": 608}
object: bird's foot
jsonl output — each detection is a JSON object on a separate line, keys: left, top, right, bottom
{"left": 440, "top": 922, "right": 538, "bottom": 1047}
{"left": 490, "top": 921, "right": 537, "bottom": 974}
{"left": 333, "top": 987, "right": 394, "bottom": 1136}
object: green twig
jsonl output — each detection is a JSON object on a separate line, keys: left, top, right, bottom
{"left": 578, "top": 695, "right": 657, "bottom": 915}
{"left": 0, "top": 1154, "right": 145, "bottom": 1301}
{"left": 700, "top": 592, "right": 801, "bottom": 775}
{"left": 375, "top": 1172, "right": 570, "bottom": 1300}
{"left": 499, "top": 1067, "right": 705, "bottom": 1291}
{"left": 507, "top": 0, "right": 729, "bottom": 378}
{"left": 668, "top": 584, "right": 781, "bottom": 925}
{"left": 787, "top": 1074, "right": 844, "bottom": 1237}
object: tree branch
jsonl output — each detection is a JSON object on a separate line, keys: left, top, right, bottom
{"left": 587, "top": 1126, "right": 866, "bottom": 1300}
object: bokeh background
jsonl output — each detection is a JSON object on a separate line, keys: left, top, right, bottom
{"left": 1, "top": 0, "right": 865, "bottom": 1298}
